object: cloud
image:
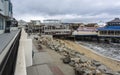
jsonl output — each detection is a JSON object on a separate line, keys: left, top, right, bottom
{"left": 11, "top": 0, "right": 120, "bottom": 22}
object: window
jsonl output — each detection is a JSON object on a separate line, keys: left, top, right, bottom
{"left": 115, "top": 31, "right": 120, "bottom": 35}
{"left": 100, "top": 31, "right": 104, "bottom": 35}
{"left": 109, "top": 31, "right": 114, "bottom": 35}
{"left": 108, "top": 31, "right": 111, "bottom": 34}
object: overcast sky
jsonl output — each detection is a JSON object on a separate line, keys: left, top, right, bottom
{"left": 11, "top": 0, "right": 120, "bottom": 23}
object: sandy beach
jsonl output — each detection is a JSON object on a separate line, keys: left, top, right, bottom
{"left": 59, "top": 39, "right": 120, "bottom": 71}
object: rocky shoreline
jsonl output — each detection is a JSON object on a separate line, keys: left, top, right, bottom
{"left": 35, "top": 35, "right": 120, "bottom": 75}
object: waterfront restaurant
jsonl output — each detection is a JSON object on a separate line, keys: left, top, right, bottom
{"left": 73, "top": 23, "right": 98, "bottom": 36}
{"left": 98, "top": 18, "right": 120, "bottom": 37}
{"left": 43, "top": 19, "right": 71, "bottom": 36}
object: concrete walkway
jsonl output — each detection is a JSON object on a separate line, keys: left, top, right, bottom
{"left": 27, "top": 40, "right": 65, "bottom": 75}
{"left": 27, "top": 64, "right": 54, "bottom": 75}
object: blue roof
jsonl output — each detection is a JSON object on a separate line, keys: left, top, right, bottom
{"left": 98, "top": 26, "right": 120, "bottom": 31}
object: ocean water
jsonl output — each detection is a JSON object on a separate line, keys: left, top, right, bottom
{"left": 76, "top": 41, "right": 120, "bottom": 60}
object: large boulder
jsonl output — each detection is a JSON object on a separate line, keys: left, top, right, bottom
{"left": 62, "top": 56, "right": 71, "bottom": 64}
{"left": 92, "top": 60, "right": 101, "bottom": 67}
{"left": 92, "top": 69, "right": 102, "bottom": 75}
{"left": 69, "top": 60, "right": 75, "bottom": 67}
{"left": 97, "top": 65, "right": 108, "bottom": 73}
{"left": 79, "top": 56, "right": 89, "bottom": 63}
{"left": 74, "top": 67, "right": 92, "bottom": 75}
{"left": 71, "top": 58, "right": 80, "bottom": 63}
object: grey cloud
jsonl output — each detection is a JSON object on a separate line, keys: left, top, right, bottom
{"left": 11, "top": 0, "right": 120, "bottom": 22}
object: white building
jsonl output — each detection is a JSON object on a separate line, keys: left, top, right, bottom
{"left": 27, "top": 19, "right": 71, "bottom": 35}
{"left": 18, "top": 20, "right": 27, "bottom": 26}
{"left": 30, "top": 20, "right": 41, "bottom": 25}
{"left": 72, "top": 23, "right": 98, "bottom": 36}
{"left": 43, "top": 19, "right": 71, "bottom": 35}
{"left": 0, "top": 0, "right": 13, "bottom": 34}
{"left": 43, "top": 24, "right": 71, "bottom": 35}
{"left": 43, "top": 19, "right": 61, "bottom": 26}
{"left": 43, "top": 19, "right": 61, "bottom": 23}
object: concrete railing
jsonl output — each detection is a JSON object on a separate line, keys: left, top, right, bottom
{"left": 15, "top": 28, "right": 32, "bottom": 75}
{"left": 0, "top": 30, "right": 20, "bottom": 75}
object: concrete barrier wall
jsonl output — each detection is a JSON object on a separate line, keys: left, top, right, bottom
{"left": 0, "top": 30, "right": 20, "bottom": 65}
{"left": 20, "top": 28, "right": 32, "bottom": 67}
{"left": 21, "top": 39, "right": 32, "bottom": 67}
{"left": 15, "top": 28, "right": 32, "bottom": 75}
